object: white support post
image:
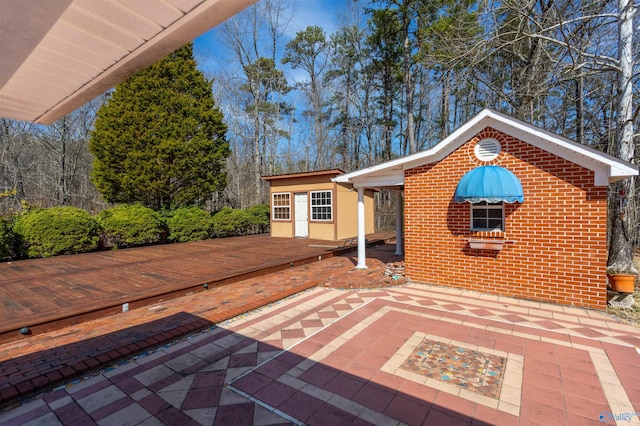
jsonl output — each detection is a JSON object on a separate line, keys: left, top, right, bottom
{"left": 395, "top": 190, "right": 404, "bottom": 255}
{"left": 356, "top": 187, "right": 367, "bottom": 269}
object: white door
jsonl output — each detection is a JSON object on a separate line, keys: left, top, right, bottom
{"left": 294, "top": 192, "right": 308, "bottom": 238}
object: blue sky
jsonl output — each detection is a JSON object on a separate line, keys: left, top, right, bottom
{"left": 285, "top": 0, "right": 351, "bottom": 35}
{"left": 193, "top": 0, "right": 368, "bottom": 81}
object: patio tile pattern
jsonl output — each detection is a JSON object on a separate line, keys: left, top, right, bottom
{"left": 400, "top": 337, "right": 506, "bottom": 399}
{"left": 0, "top": 242, "right": 639, "bottom": 424}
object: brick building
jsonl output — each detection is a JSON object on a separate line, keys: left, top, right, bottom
{"left": 334, "top": 109, "right": 638, "bottom": 309}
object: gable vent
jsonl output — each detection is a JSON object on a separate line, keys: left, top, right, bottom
{"left": 474, "top": 138, "right": 501, "bottom": 161}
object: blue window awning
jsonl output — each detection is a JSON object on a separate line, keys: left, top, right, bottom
{"left": 453, "top": 165, "right": 524, "bottom": 203}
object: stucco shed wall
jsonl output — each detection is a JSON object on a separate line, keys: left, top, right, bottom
{"left": 266, "top": 173, "right": 374, "bottom": 241}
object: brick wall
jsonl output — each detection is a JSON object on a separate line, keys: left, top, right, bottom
{"left": 404, "top": 127, "right": 608, "bottom": 309}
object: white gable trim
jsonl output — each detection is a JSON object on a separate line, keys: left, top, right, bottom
{"left": 334, "top": 109, "right": 638, "bottom": 187}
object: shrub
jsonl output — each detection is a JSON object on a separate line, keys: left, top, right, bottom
{"left": 165, "top": 206, "right": 213, "bottom": 242}
{"left": 245, "top": 203, "right": 270, "bottom": 234}
{"left": 13, "top": 207, "right": 101, "bottom": 258}
{"left": 0, "top": 217, "right": 17, "bottom": 260}
{"left": 212, "top": 207, "right": 250, "bottom": 237}
{"left": 98, "top": 204, "right": 164, "bottom": 248}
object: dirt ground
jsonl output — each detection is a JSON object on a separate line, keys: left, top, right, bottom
{"left": 606, "top": 252, "right": 640, "bottom": 328}
{"left": 608, "top": 289, "right": 640, "bottom": 328}
{"left": 320, "top": 243, "right": 407, "bottom": 289}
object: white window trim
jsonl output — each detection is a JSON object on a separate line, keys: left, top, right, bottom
{"left": 310, "top": 190, "right": 333, "bottom": 222}
{"left": 470, "top": 202, "right": 504, "bottom": 232}
{"left": 272, "top": 192, "right": 291, "bottom": 221}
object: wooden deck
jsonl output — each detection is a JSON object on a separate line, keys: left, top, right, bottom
{"left": 0, "top": 233, "right": 393, "bottom": 343}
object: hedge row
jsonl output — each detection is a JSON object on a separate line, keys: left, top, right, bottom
{"left": 0, "top": 203, "right": 270, "bottom": 260}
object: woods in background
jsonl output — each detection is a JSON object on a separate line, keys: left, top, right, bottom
{"left": 0, "top": 1, "right": 637, "bottom": 247}
{"left": 212, "top": 0, "right": 637, "bottom": 208}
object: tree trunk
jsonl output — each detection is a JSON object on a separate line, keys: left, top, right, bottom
{"left": 575, "top": 72, "right": 584, "bottom": 144}
{"left": 403, "top": 18, "right": 415, "bottom": 154}
{"left": 441, "top": 70, "right": 450, "bottom": 138}
{"left": 254, "top": 101, "right": 262, "bottom": 203}
{"left": 607, "top": 0, "right": 637, "bottom": 273}
{"left": 60, "top": 116, "right": 69, "bottom": 206}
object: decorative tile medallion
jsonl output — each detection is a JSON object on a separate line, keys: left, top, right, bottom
{"left": 400, "top": 338, "right": 505, "bottom": 398}
{"left": 381, "top": 330, "right": 523, "bottom": 415}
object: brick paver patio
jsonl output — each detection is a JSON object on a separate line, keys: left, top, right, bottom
{"left": 0, "top": 234, "right": 394, "bottom": 343}
{"left": 1, "top": 243, "right": 640, "bottom": 425}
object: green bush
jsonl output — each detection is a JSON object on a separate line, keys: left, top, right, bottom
{"left": 13, "top": 207, "right": 101, "bottom": 258}
{"left": 0, "top": 217, "right": 17, "bottom": 260}
{"left": 212, "top": 207, "right": 250, "bottom": 237}
{"left": 245, "top": 203, "right": 270, "bottom": 234}
{"left": 98, "top": 204, "right": 164, "bottom": 248}
{"left": 166, "top": 206, "right": 213, "bottom": 242}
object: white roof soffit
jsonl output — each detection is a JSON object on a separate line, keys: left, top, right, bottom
{"left": 0, "top": 0, "right": 257, "bottom": 125}
{"left": 335, "top": 108, "right": 638, "bottom": 188}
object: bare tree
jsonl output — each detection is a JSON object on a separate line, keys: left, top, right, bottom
{"left": 217, "top": 0, "right": 294, "bottom": 206}
{"left": 327, "top": 23, "right": 371, "bottom": 170}
{"left": 0, "top": 118, "right": 35, "bottom": 212}
{"left": 0, "top": 96, "right": 106, "bottom": 214}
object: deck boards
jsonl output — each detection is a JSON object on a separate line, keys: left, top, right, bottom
{"left": 0, "top": 233, "right": 392, "bottom": 342}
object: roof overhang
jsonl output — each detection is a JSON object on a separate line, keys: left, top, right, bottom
{"left": 262, "top": 169, "right": 345, "bottom": 181}
{"left": 0, "top": 0, "right": 257, "bottom": 124}
{"left": 334, "top": 109, "right": 639, "bottom": 188}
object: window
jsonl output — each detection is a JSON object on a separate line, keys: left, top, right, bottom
{"left": 471, "top": 202, "right": 504, "bottom": 231}
{"left": 311, "top": 190, "right": 332, "bottom": 221}
{"left": 272, "top": 192, "right": 290, "bottom": 220}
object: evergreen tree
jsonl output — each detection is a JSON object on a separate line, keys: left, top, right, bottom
{"left": 239, "top": 57, "right": 291, "bottom": 200}
{"left": 89, "top": 43, "right": 230, "bottom": 210}
{"left": 283, "top": 26, "right": 331, "bottom": 168}
{"left": 367, "top": 8, "right": 403, "bottom": 161}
